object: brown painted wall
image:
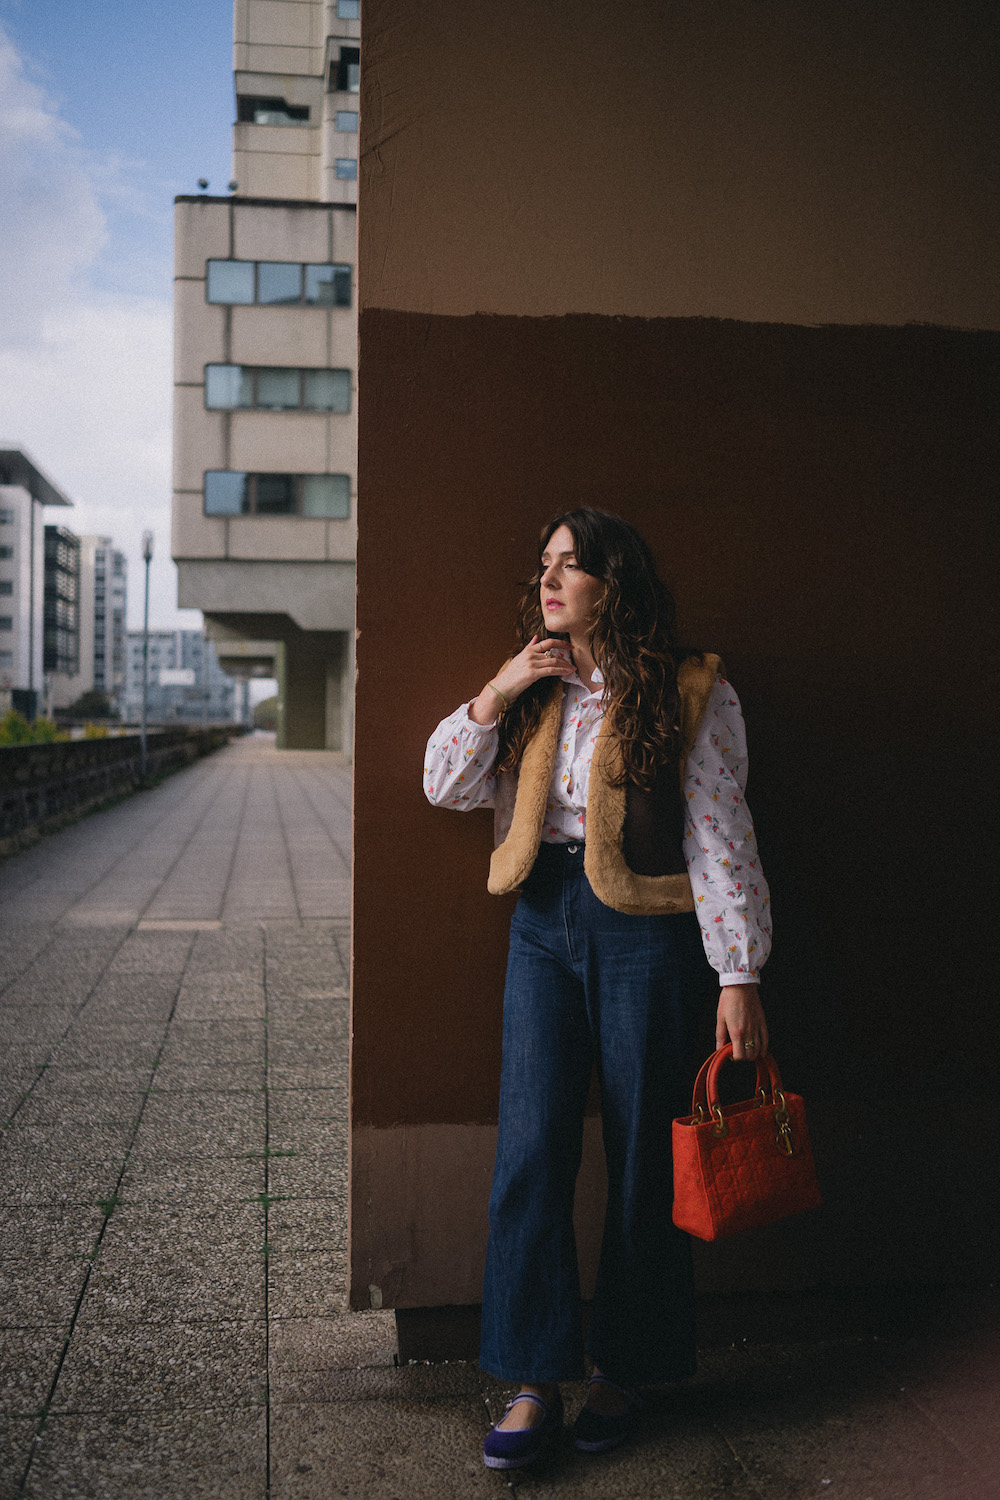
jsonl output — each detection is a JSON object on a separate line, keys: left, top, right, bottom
{"left": 361, "top": 0, "right": 999, "bottom": 327}
{"left": 352, "top": 0, "right": 999, "bottom": 1306}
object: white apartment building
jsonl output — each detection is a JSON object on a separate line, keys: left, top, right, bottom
{"left": 171, "top": 0, "right": 360, "bottom": 750}
{"left": 0, "top": 447, "right": 73, "bottom": 719}
{"left": 122, "top": 629, "right": 241, "bottom": 726}
{"left": 76, "top": 537, "right": 128, "bottom": 715}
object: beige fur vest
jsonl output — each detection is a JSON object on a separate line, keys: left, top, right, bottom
{"left": 488, "top": 653, "right": 722, "bottom": 915}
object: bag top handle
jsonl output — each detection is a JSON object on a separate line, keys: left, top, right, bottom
{"left": 689, "top": 1042, "right": 785, "bottom": 1114}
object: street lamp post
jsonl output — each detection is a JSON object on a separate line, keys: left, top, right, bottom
{"left": 140, "top": 530, "right": 153, "bottom": 783}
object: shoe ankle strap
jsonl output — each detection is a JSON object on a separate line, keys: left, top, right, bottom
{"left": 504, "top": 1391, "right": 550, "bottom": 1415}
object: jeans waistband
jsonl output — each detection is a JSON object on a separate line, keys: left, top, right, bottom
{"left": 534, "top": 839, "right": 586, "bottom": 862}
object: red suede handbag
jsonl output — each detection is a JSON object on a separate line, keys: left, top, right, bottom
{"left": 672, "top": 1043, "right": 822, "bottom": 1241}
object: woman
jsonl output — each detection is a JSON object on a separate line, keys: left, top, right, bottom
{"left": 423, "top": 509, "right": 771, "bottom": 1468}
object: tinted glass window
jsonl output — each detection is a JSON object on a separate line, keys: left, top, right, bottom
{"left": 304, "top": 369, "right": 351, "bottom": 412}
{"left": 257, "top": 369, "right": 301, "bottom": 409}
{"left": 206, "top": 260, "right": 254, "bottom": 304}
{"left": 334, "top": 110, "right": 358, "bottom": 132}
{"left": 205, "top": 365, "right": 254, "bottom": 409}
{"left": 303, "top": 475, "right": 351, "bottom": 518}
{"left": 304, "top": 264, "right": 351, "bottom": 306}
{"left": 337, "top": 0, "right": 361, "bottom": 18}
{"left": 335, "top": 158, "right": 358, "bottom": 180}
{"left": 257, "top": 262, "right": 303, "bottom": 304}
{"left": 204, "top": 472, "right": 249, "bottom": 515}
{"left": 256, "top": 475, "right": 297, "bottom": 515}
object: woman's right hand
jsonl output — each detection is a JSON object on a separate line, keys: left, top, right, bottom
{"left": 468, "top": 636, "right": 574, "bottom": 724}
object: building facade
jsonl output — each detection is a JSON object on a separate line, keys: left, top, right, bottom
{"left": 172, "top": 0, "right": 359, "bottom": 750}
{"left": 76, "top": 537, "right": 128, "bottom": 715}
{"left": 122, "top": 629, "right": 241, "bottom": 725}
{"left": 43, "top": 526, "right": 81, "bottom": 708}
{"left": 0, "top": 447, "right": 73, "bottom": 719}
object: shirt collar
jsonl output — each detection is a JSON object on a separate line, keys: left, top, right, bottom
{"left": 566, "top": 665, "right": 604, "bottom": 693}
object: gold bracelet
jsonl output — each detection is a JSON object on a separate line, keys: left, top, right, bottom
{"left": 485, "top": 681, "right": 508, "bottom": 710}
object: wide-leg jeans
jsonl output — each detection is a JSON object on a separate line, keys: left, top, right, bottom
{"left": 479, "top": 841, "right": 708, "bottom": 1386}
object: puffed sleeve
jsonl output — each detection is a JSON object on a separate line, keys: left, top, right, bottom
{"left": 423, "top": 704, "right": 500, "bottom": 811}
{"left": 683, "top": 675, "right": 772, "bottom": 983}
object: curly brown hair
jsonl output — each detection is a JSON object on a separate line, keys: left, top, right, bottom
{"left": 496, "top": 509, "right": 691, "bottom": 788}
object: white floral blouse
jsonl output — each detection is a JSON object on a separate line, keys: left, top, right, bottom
{"left": 423, "top": 670, "right": 771, "bottom": 985}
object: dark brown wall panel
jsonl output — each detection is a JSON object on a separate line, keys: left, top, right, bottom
{"left": 353, "top": 310, "right": 998, "bottom": 1283}
{"left": 355, "top": 310, "right": 997, "bottom": 1106}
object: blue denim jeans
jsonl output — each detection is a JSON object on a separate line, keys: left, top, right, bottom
{"left": 479, "top": 841, "right": 708, "bottom": 1386}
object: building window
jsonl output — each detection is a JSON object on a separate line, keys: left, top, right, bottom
{"left": 206, "top": 260, "right": 351, "bottom": 307}
{"left": 203, "top": 471, "right": 351, "bottom": 519}
{"left": 0, "top": 616, "right": 13, "bottom": 631}
{"left": 334, "top": 158, "right": 358, "bottom": 180}
{"left": 333, "top": 46, "right": 360, "bottom": 92}
{"left": 337, "top": 0, "right": 361, "bottom": 18}
{"left": 205, "top": 365, "right": 351, "bottom": 413}
{"left": 0, "top": 546, "right": 11, "bottom": 559}
{"left": 0, "top": 581, "right": 12, "bottom": 596}
{"left": 0, "top": 650, "right": 12, "bottom": 667}
{"left": 258, "top": 262, "right": 303, "bottom": 305}
{"left": 0, "top": 509, "right": 13, "bottom": 524}
{"left": 334, "top": 110, "right": 358, "bottom": 132}
{"left": 237, "top": 96, "right": 310, "bottom": 126}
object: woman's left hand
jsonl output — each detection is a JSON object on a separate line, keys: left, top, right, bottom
{"left": 716, "top": 983, "right": 769, "bottom": 1061}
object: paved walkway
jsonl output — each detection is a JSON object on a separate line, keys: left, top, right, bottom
{"left": 1, "top": 734, "right": 998, "bottom": 1498}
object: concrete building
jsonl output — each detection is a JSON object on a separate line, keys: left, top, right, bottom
{"left": 122, "top": 628, "right": 241, "bottom": 726}
{"left": 76, "top": 537, "right": 128, "bottom": 715}
{"left": 172, "top": 0, "right": 359, "bottom": 751}
{"left": 43, "top": 526, "right": 81, "bottom": 711}
{"left": 0, "top": 447, "right": 73, "bottom": 720}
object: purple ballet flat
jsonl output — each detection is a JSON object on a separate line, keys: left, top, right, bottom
{"left": 483, "top": 1389, "right": 564, "bottom": 1470}
{"left": 572, "top": 1373, "right": 643, "bottom": 1453}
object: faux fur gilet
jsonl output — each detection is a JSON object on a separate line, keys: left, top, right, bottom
{"left": 488, "top": 653, "right": 722, "bottom": 916}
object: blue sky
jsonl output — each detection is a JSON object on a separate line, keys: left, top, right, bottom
{"left": 0, "top": 0, "right": 235, "bottom": 628}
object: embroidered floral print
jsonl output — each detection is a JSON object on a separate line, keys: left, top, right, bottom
{"left": 424, "top": 672, "right": 771, "bottom": 984}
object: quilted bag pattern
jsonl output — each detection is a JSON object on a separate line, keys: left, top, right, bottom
{"left": 672, "top": 1044, "right": 822, "bottom": 1241}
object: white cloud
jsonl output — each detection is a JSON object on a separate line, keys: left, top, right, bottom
{"left": 0, "top": 25, "right": 198, "bottom": 630}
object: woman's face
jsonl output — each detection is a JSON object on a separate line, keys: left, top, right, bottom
{"left": 539, "top": 525, "right": 604, "bottom": 637}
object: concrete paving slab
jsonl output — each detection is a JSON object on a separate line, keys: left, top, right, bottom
{"left": 0, "top": 1258, "right": 90, "bottom": 1328}
{"left": 269, "top": 1314, "right": 398, "bottom": 1375}
{"left": 267, "top": 1201, "right": 347, "bottom": 1255}
{"left": 0, "top": 1419, "right": 36, "bottom": 1497}
{"left": 156, "top": 1020, "right": 265, "bottom": 1067}
{"left": 149, "top": 1062, "right": 265, "bottom": 1093}
{"left": 173, "top": 982, "right": 267, "bottom": 1022}
{"left": 0, "top": 1160, "right": 123, "bottom": 1208}
{"left": 268, "top": 1252, "right": 348, "bottom": 1319}
{"left": 129, "top": 1092, "right": 265, "bottom": 1161}
{"left": 267, "top": 1086, "right": 348, "bottom": 1126}
{"left": 51, "top": 1318, "right": 267, "bottom": 1413}
{"left": 2, "top": 1121, "right": 136, "bottom": 1162}
{"left": 0, "top": 1326, "right": 68, "bottom": 1415}
{"left": 116, "top": 1155, "right": 266, "bottom": 1207}
{"left": 52, "top": 1032, "right": 163, "bottom": 1072}
{"left": 0, "top": 1207, "right": 105, "bottom": 1261}
{"left": 264, "top": 1066, "right": 346, "bottom": 1092}
{"left": 102, "top": 934, "right": 194, "bottom": 976}
{"left": 272, "top": 1359, "right": 482, "bottom": 1407}
{"left": 23, "top": 1408, "right": 267, "bottom": 1500}
{"left": 15, "top": 1087, "right": 146, "bottom": 1127}
{"left": 83, "top": 1237, "right": 264, "bottom": 1327}
{"left": 267, "top": 1397, "right": 496, "bottom": 1500}
{"left": 266, "top": 1154, "right": 347, "bottom": 1203}
{"left": 267, "top": 1118, "right": 346, "bottom": 1160}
